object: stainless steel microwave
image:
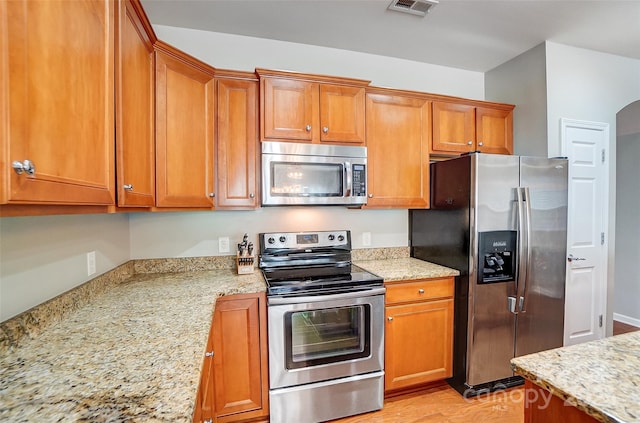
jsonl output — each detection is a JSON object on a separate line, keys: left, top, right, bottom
{"left": 261, "top": 142, "right": 367, "bottom": 206}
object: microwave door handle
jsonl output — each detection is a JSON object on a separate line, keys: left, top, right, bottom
{"left": 344, "top": 161, "right": 352, "bottom": 197}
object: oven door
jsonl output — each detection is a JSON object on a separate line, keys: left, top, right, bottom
{"left": 268, "top": 287, "right": 385, "bottom": 389}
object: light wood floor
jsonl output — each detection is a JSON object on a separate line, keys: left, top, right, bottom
{"left": 613, "top": 320, "right": 640, "bottom": 335}
{"left": 332, "top": 384, "right": 524, "bottom": 423}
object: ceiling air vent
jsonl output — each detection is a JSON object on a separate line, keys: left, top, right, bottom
{"left": 388, "top": 0, "right": 438, "bottom": 17}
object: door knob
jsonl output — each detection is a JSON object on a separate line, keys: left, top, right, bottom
{"left": 567, "top": 254, "right": 586, "bottom": 262}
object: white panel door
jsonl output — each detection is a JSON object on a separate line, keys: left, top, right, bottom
{"left": 561, "top": 119, "right": 608, "bottom": 346}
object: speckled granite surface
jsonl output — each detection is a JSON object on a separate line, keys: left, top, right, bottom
{"left": 0, "top": 250, "right": 457, "bottom": 422}
{"left": 511, "top": 331, "right": 640, "bottom": 423}
{"left": 355, "top": 257, "right": 459, "bottom": 281}
{"left": 0, "top": 269, "right": 265, "bottom": 422}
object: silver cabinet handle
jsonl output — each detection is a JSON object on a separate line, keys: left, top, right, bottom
{"left": 467, "top": 141, "right": 473, "bottom": 145}
{"left": 387, "top": 316, "right": 393, "bottom": 321}
{"left": 205, "top": 351, "right": 214, "bottom": 357}
{"left": 123, "top": 184, "right": 133, "bottom": 191}
{"left": 249, "top": 193, "right": 254, "bottom": 198}
{"left": 322, "top": 126, "right": 329, "bottom": 134}
{"left": 204, "top": 419, "right": 213, "bottom": 423}
{"left": 12, "top": 160, "right": 36, "bottom": 176}
{"left": 305, "top": 124, "right": 312, "bottom": 132}
{"left": 209, "top": 193, "right": 215, "bottom": 198}
{"left": 567, "top": 254, "right": 586, "bottom": 262}
{"left": 418, "top": 289, "right": 425, "bottom": 294}
{"left": 368, "top": 193, "right": 373, "bottom": 198}
{"left": 478, "top": 141, "right": 484, "bottom": 146}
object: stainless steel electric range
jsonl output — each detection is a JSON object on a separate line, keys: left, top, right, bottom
{"left": 259, "top": 230, "right": 385, "bottom": 423}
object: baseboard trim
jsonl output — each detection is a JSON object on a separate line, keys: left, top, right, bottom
{"left": 613, "top": 313, "right": 640, "bottom": 328}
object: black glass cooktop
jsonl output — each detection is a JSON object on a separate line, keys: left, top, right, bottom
{"left": 263, "top": 264, "right": 383, "bottom": 296}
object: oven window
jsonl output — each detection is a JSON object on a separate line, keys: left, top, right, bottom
{"left": 284, "top": 304, "right": 371, "bottom": 369}
{"left": 271, "top": 162, "right": 343, "bottom": 197}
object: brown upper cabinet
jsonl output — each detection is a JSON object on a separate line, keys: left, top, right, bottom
{"left": 365, "top": 89, "right": 431, "bottom": 209}
{"left": 257, "top": 68, "right": 369, "bottom": 145}
{"left": 154, "top": 41, "right": 216, "bottom": 208}
{"left": 115, "top": 0, "right": 156, "bottom": 207}
{"left": 1, "top": 0, "right": 115, "bottom": 209}
{"left": 431, "top": 100, "right": 514, "bottom": 156}
{"left": 215, "top": 71, "right": 260, "bottom": 209}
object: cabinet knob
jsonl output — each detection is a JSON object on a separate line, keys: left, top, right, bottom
{"left": 387, "top": 316, "right": 393, "bottom": 321}
{"left": 418, "top": 288, "right": 425, "bottom": 294}
{"left": 467, "top": 141, "right": 473, "bottom": 145}
{"left": 478, "top": 141, "right": 484, "bottom": 147}
{"left": 204, "top": 419, "right": 213, "bottom": 423}
{"left": 205, "top": 351, "right": 214, "bottom": 357}
{"left": 12, "top": 159, "right": 36, "bottom": 176}
{"left": 249, "top": 193, "right": 255, "bottom": 198}
{"left": 123, "top": 184, "right": 133, "bottom": 191}
{"left": 322, "top": 126, "right": 329, "bottom": 134}
{"left": 305, "top": 124, "right": 312, "bottom": 132}
{"left": 368, "top": 194, "right": 373, "bottom": 198}
{"left": 209, "top": 193, "right": 215, "bottom": 198}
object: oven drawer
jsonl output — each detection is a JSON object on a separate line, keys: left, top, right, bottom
{"left": 385, "top": 277, "right": 454, "bottom": 304}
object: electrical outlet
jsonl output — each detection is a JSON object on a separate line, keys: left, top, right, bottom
{"left": 362, "top": 232, "right": 372, "bottom": 247}
{"left": 87, "top": 251, "right": 96, "bottom": 276}
{"left": 219, "top": 237, "right": 230, "bottom": 253}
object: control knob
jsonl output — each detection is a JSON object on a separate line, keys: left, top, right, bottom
{"left": 279, "top": 236, "right": 287, "bottom": 243}
{"left": 267, "top": 237, "right": 275, "bottom": 244}
{"left": 338, "top": 235, "right": 345, "bottom": 241}
{"left": 328, "top": 234, "right": 335, "bottom": 241}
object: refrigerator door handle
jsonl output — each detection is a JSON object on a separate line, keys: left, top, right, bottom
{"left": 512, "top": 187, "right": 528, "bottom": 314}
{"left": 519, "top": 187, "right": 533, "bottom": 312}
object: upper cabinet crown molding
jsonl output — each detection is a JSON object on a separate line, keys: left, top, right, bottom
{"left": 255, "top": 68, "right": 370, "bottom": 87}
{"left": 153, "top": 40, "right": 216, "bottom": 77}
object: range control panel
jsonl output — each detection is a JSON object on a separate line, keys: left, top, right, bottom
{"left": 260, "top": 230, "right": 350, "bottom": 251}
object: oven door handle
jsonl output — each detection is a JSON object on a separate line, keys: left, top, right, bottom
{"left": 268, "top": 286, "right": 386, "bottom": 305}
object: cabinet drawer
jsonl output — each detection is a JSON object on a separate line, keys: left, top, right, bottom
{"left": 385, "top": 278, "right": 453, "bottom": 304}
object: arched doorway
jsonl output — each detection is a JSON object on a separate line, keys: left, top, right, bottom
{"left": 614, "top": 100, "right": 640, "bottom": 333}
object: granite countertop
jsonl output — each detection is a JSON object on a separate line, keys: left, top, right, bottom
{"left": 0, "top": 269, "right": 265, "bottom": 422}
{"left": 511, "top": 331, "right": 640, "bottom": 423}
{"left": 0, "top": 253, "right": 458, "bottom": 422}
{"left": 355, "top": 257, "right": 460, "bottom": 281}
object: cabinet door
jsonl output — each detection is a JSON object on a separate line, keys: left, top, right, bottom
{"left": 319, "top": 85, "right": 365, "bottom": 144}
{"left": 261, "top": 78, "right": 318, "bottom": 142}
{"left": 476, "top": 107, "right": 513, "bottom": 155}
{"left": 216, "top": 78, "right": 259, "bottom": 209}
{"left": 194, "top": 316, "right": 216, "bottom": 423}
{"left": 115, "top": 0, "right": 155, "bottom": 207}
{"left": 155, "top": 48, "right": 215, "bottom": 207}
{"left": 431, "top": 101, "right": 476, "bottom": 154}
{"left": 213, "top": 293, "right": 269, "bottom": 422}
{"left": 385, "top": 298, "right": 453, "bottom": 392}
{"left": 365, "top": 93, "right": 430, "bottom": 208}
{"left": 1, "top": 0, "right": 115, "bottom": 205}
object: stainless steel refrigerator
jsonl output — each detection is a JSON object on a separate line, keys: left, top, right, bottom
{"left": 410, "top": 153, "right": 568, "bottom": 396}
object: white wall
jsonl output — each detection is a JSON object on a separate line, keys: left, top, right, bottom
{"left": 545, "top": 42, "right": 640, "bottom": 334}
{"left": 485, "top": 43, "right": 548, "bottom": 157}
{"left": 0, "top": 214, "right": 130, "bottom": 321}
{"left": 129, "top": 208, "right": 407, "bottom": 258}
{"left": 152, "top": 25, "right": 485, "bottom": 100}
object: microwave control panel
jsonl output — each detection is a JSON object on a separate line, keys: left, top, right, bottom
{"left": 352, "top": 164, "right": 366, "bottom": 196}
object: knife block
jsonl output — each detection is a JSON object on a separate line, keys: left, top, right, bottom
{"left": 236, "top": 252, "right": 255, "bottom": 275}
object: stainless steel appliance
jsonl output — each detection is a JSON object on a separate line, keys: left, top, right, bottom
{"left": 410, "top": 153, "right": 568, "bottom": 396}
{"left": 261, "top": 142, "right": 368, "bottom": 206}
{"left": 259, "top": 230, "right": 384, "bottom": 423}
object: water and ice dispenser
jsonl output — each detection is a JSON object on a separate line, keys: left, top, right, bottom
{"left": 478, "top": 231, "right": 517, "bottom": 283}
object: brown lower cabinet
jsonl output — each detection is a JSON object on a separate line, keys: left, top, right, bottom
{"left": 384, "top": 277, "right": 454, "bottom": 394}
{"left": 524, "top": 380, "right": 599, "bottom": 423}
{"left": 194, "top": 292, "right": 269, "bottom": 423}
